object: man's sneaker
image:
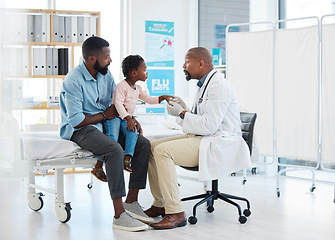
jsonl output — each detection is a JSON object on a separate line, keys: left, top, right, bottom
{"left": 113, "top": 212, "right": 148, "bottom": 232}
{"left": 124, "top": 201, "right": 154, "bottom": 223}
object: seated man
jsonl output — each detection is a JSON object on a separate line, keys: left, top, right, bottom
{"left": 144, "top": 47, "right": 251, "bottom": 230}
{"left": 60, "top": 36, "right": 153, "bottom": 231}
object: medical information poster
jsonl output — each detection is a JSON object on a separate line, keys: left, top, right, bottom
{"left": 145, "top": 21, "right": 174, "bottom": 67}
{"left": 146, "top": 69, "right": 174, "bottom": 113}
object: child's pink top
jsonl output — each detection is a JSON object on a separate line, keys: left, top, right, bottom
{"left": 112, "top": 80, "right": 159, "bottom": 120}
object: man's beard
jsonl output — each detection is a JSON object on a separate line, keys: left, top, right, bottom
{"left": 94, "top": 60, "right": 109, "bottom": 75}
{"left": 184, "top": 70, "right": 192, "bottom": 81}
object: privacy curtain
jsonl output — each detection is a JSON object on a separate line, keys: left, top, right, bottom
{"left": 275, "top": 26, "right": 319, "bottom": 161}
{"left": 226, "top": 30, "right": 274, "bottom": 156}
{"left": 321, "top": 23, "right": 335, "bottom": 164}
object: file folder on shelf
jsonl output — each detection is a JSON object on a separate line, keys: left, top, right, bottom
{"left": 23, "top": 47, "right": 29, "bottom": 76}
{"left": 19, "top": 13, "right": 28, "bottom": 42}
{"left": 58, "top": 15, "right": 65, "bottom": 42}
{"left": 58, "top": 48, "right": 69, "bottom": 75}
{"left": 77, "top": 16, "right": 84, "bottom": 43}
{"left": 41, "top": 14, "right": 47, "bottom": 42}
{"left": 33, "top": 48, "right": 40, "bottom": 75}
{"left": 53, "top": 15, "right": 59, "bottom": 42}
{"left": 71, "top": 15, "right": 78, "bottom": 43}
{"left": 83, "top": 16, "right": 90, "bottom": 41}
{"left": 90, "top": 16, "right": 97, "bottom": 37}
{"left": 52, "top": 48, "right": 58, "bottom": 75}
{"left": 40, "top": 47, "right": 47, "bottom": 75}
{"left": 46, "top": 47, "right": 53, "bottom": 75}
{"left": 27, "top": 14, "right": 34, "bottom": 42}
{"left": 46, "top": 14, "right": 51, "bottom": 42}
{"left": 65, "top": 16, "right": 72, "bottom": 43}
{"left": 34, "top": 14, "right": 42, "bottom": 42}
{"left": 16, "top": 48, "right": 23, "bottom": 76}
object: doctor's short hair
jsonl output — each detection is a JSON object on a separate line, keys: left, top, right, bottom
{"left": 187, "top": 47, "right": 212, "bottom": 65}
{"left": 122, "top": 55, "right": 145, "bottom": 77}
{"left": 82, "top": 36, "right": 109, "bottom": 61}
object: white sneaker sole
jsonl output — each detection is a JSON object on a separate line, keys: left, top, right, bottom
{"left": 125, "top": 210, "right": 154, "bottom": 224}
{"left": 113, "top": 223, "right": 148, "bottom": 232}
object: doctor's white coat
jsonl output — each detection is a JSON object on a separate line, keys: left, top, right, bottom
{"left": 177, "top": 69, "right": 251, "bottom": 181}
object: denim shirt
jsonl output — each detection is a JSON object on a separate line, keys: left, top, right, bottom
{"left": 60, "top": 62, "right": 116, "bottom": 140}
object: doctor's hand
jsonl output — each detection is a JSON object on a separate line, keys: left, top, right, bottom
{"left": 170, "top": 96, "right": 187, "bottom": 109}
{"left": 159, "top": 95, "right": 174, "bottom": 103}
{"left": 167, "top": 101, "right": 184, "bottom": 116}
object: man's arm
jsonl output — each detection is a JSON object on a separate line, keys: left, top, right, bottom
{"left": 74, "top": 104, "right": 118, "bottom": 128}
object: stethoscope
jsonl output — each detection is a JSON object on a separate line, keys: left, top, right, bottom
{"left": 197, "top": 71, "right": 217, "bottom": 104}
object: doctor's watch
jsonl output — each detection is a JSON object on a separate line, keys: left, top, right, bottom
{"left": 179, "top": 110, "right": 186, "bottom": 119}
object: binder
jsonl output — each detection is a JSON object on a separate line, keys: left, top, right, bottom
{"left": 59, "top": 16, "right": 65, "bottom": 42}
{"left": 83, "top": 16, "right": 90, "bottom": 41}
{"left": 77, "top": 16, "right": 84, "bottom": 43}
{"left": 34, "top": 14, "right": 43, "bottom": 42}
{"left": 8, "top": 14, "right": 16, "bottom": 42}
{"left": 58, "top": 48, "right": 69, "bottom": 75}
{"left": 41, "top": 14, "right": 47, "bottom": 42}
{"left": 65, "top": 16, "right": 72, "bottom": 42}
{"left": 16, "top": 48, "right": 24, "bottom": 76}
{"left": 19, "top": 14, "right": 28, "bottom": 42}
{"left": 33, "top": 48, "right": 40, "bottom": 75}
{"left": 46, "top": 47, "right": 53, "bottom": 75}
{"left": 22, "top": 46, "right": 29, "bottom": 76}
{"left": 64, "top": 48, "right": 69, "bottom": 75}
{"left": 52, "top": 48, "right": 58, "bottom": 75}
{"left": 53, "top": 15, "right": 59, "bottom": 42}
{"left": 46, "top": 14, "right": 51, "bottom": 42}
{"left": 9, "top": 47, "right": 17, "bottom": 76}
{"left": 39, "top": 47, "right": 47, "bottom": 75}
{"left": 89, "top": 16, "right": 97, "bottom": 37}
{"left": 71, "top": 15, "right": 77, "bottom": 43}
{"left": 27, "top": 14, "right": 34, "bottom": 42}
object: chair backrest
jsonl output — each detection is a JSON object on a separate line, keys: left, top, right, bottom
{"left": 181, "top": 112, "right": 257, "bottom": 172}
{"left": 240, "top": 112, "right": 257, "bottom": 155}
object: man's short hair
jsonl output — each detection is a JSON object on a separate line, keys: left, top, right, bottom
{"left": 82, "top": 36, "right": 109, "bottom": 61}
{"left": 187, "top": 47, "right": 212, "bottom": 65}
{"left": 122, "top": 55, "right": 144, "bottom": 77}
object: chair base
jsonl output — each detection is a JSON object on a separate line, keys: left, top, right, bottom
{"left": 181, "top": 179, "right": 251, "bottom": 224}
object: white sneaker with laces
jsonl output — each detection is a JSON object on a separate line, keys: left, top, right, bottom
{"left": 124, "top": 201, "right": 154, "bottom": 223}
{"left": 113, "top": 212, "right": 148, "bottom": 232}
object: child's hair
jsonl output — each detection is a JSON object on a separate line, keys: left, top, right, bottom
{"left": 122, "top": 55, "right": 144, "bottom": 77}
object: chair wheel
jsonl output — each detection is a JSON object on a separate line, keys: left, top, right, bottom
{"left": 87, "top": 183, "right": 93, "bottom": 189}
{"left": 188, "top": 216, "right": 197, "bottom": 224}
{"left": 243, "top": 209, "right": 251, "bottom": 217}
{"left": 242, "top": 179, "right": 247, "bottom": 185}
{"left": 310, "top": 186, "right": 316, "bottom": 192}
{"left": 239, "top": 216, "right": 247, "bottom": 224}
{"left": 207, "top": 206, "right": 214, "bottom": 213}
{"left": 251, "top": 167, "right": 257, "bottom": 174}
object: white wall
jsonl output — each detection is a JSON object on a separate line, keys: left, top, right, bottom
{"left": 250, "top": 0, "right": 277, "bottom": 25}
{"left": 120, "top": 0, "right": 198, "bottom": 99}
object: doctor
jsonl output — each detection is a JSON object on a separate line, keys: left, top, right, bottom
{"left": 145, "top": 47, "right": 251, "bottom": 230}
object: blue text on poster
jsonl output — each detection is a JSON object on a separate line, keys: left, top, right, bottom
{"left": 146, "top": 69, "right": 174, "bottom": 113}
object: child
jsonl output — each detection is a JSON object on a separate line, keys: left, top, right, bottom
{"left": 91, "top": 55, "right": 172, "bottom": 180}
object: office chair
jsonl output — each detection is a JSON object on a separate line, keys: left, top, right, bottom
{"left": 181, "top": 112, "right": 257, "bottom": 224}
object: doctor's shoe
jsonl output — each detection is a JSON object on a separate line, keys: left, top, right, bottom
{"left": 124, "top": 201, "right": 154, "bottom": 223}
{"left": 144, "top": 205, "right": 165, "bottom": 217}
{"left": 150, "top": 212, "right": 186, "bottom": 230}
{"left": 113, "top": 212, "right": 148, "bottom": 232}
